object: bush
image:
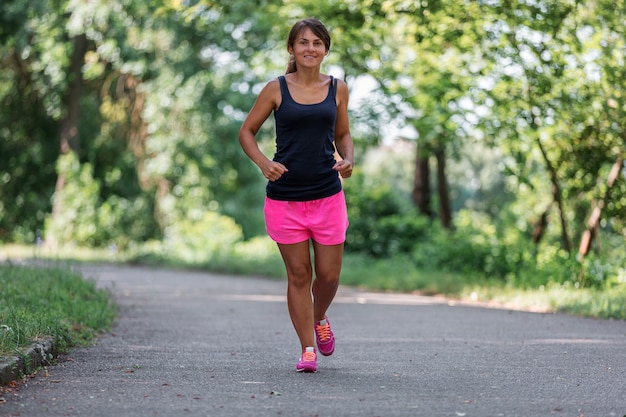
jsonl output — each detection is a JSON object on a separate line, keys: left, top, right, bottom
{"left": 160, "top": 210, "right": 243, "bottom": 264}
{"left": 44, "top": 153, "right": 160, "bottom": 249}
{"left": 344, "top": 172, "right": 428, "bottom": 257}
{"left": 45, "top": 153, "right": 101, "bottom": 247}
{"left": 412, "top": 227, "right": 496, "bottom": 275}
{"left": 216, "top": 236, "right": 285, "bottom": 277}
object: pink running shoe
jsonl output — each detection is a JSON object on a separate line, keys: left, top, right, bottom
{"left": 296, "top": 347, "right": 317, "bottom": 373}
{"left": 315, "top": 316, "right": 335, "bottom": 356}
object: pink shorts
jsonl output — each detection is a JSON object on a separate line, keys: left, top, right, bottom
{"left": 264, "top": 190, "right": 349, "bottom": 245}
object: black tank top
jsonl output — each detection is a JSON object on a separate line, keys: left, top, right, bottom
{"left": 266, "top": 75, "right": 342, "bottom": 201}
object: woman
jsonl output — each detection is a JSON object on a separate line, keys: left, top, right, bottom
{"left": 239, "top": 18, "right": 354, "bottom": 373}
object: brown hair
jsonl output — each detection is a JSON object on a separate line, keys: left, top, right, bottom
{"left": 285, "top": 18, "right": 331, "bottom": 74}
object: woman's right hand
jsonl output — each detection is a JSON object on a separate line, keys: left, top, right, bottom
{"left": 261, "top": 160, "right": 288, "bottom": 182}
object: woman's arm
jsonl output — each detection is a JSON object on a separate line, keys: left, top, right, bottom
{"left": 333, "top": 78, "right": 354, "bottom": 179}
{"left": 238, "top": 79, "right": 288, "bottom": 182}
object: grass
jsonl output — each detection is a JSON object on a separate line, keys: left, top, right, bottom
{"left": 341, "top": 254, "right": 469, "bottom": 295}
{"left": 0, "top": 243, "right": 129, "bottom": 264}
{"left": 0, "top": 262, "right": 116, "bottom": 356}
{"left": 341, "top": 254, "right": 626, "bottom": 319}
{"left": 1, "top": 242, "right": 625, "bottom": 328}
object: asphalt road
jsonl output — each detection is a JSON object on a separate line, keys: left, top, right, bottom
{"left": 1, "top": 264, "right": 625, "bottom": 417}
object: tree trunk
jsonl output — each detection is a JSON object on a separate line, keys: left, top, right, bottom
{"left": 578, "top": 158, "right": 622, "bottom": 257}
{"left": 435, "top": 145, "right": 452, "bottom": 229}
{"left": 124, "top": 74, "right": 167, "bottom": 232}
{"left": 58, "top": 34, "right": 87, "bottom": 155}
{"left": 50, "top": 34, "right": 87, "bottom": 240}
{"left": 412, "top": 143, "right": 433, "bottom": 218}
{"left": 532, "top": 202, "right": 552, "bottom": 244}
{"left": 535, "top": 136, "right": 572, "bottom": 252}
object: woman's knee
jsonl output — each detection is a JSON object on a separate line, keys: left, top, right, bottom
{"left": 314, "top": 271, "right": 340, "bottom": 288}
{"left": 314, "top": 259, "right": 342, "bottom": 286}
{"left": 287, "top": 265, "right": 313, "bottom": 288}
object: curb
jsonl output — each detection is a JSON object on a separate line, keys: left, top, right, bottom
{"left": 0, "top": 339, "right": 56, "bottom": 385}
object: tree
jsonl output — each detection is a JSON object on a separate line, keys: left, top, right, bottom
{"left": 0, "top": 0, "right": 62, "bottom": 242}
{"left": 1, "top": 0, "right": 623, "bottom": 276}
{"left": 1, "top": 0, "right": 288, "bottom": 246}
{"left": 477, "top": 0, "right": 625, "bottom": 255}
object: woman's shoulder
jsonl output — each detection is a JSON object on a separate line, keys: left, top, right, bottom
{"left": 335, "top": 78, "right": 347, "bottom": 93}
{"left": 333, "top": 77, "right": 349, "bottom": 107}
{"left": 331, "top": 75, "right": 346, "bottom": 86}
{"left": 259, "top": 77, "right": 282, "bottom": 96}
{"left": 266, "top": 77, "right": 282, "bottom": 88}
{"left": 252, "top": 77, "right": 282, "bottom": 111}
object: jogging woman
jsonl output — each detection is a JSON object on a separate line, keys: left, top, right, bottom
{"left": 239, "top": 18, "right": 354, "bottom": 372}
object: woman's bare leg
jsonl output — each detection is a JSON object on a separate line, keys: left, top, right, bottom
{"left": 277, "top": 240, "right": 315, "bottom": 352}
{"left": 311, "top": 241, "right": 344, "bottom": 322}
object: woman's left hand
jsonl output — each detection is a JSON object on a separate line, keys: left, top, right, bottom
{"left": 333, "top": 160, "right": 353, "bottom": 179}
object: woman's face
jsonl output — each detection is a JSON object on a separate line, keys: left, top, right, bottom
{"left": 288, "top": 27, "right": 328, "bottom": 69}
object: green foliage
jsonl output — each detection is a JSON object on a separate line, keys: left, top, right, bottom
{"left": 0, "top": 264, "right": 115, "bottom": 355}
{"left": 554, "top": 284, "right": 626, "bottom": 320}
{"left": 341, "top": 253, "right": 467, "bottom": 295}
{"left": 45, "top": 153, "right": 158, "bottom": 247}
{"left": 212, "top": 236, "right": 286, "bottom": 277}
{"left": 139, "top": 210, "right": 245, "bottom": 265}
{"left": 165, "top": 211, "right": 243, "bottom": 263}
{"left": 1, "top": 0, "right": 287, "bottom": 246}
{"left": 0, "top": 0, "right": 624, "bottom": 318}
{"left": 97, "top": 194, "right": 158, "bottom": 249}
{"left": 345, "top": 178, "right": 624, "bottom": 294}
{"left": 0, "top": 28, "right": 58, "bottom": 243}
{"left": 45, "top": 153, "right": 101, "bottom": 246}
{"left": 344, "top": 171, "right": 429, "bottom": 257}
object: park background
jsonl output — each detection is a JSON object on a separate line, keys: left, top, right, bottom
{"left": 1, "top": 0, "right": 625, "bottom": 322}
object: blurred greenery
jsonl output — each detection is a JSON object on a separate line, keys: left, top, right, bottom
{"left": 0, "top": 0, "right": 624, "bottom": 319}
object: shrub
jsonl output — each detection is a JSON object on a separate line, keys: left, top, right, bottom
{"left": 45, "top": 153, "right": 101, "bottom": 247}
{"left": 344, "top": 172, "right": 427, "bottom": 257}
{"left": 161, "top": 211, "right": 244, "bottom": 264}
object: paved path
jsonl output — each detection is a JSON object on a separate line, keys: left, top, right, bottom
{"left": 1, "top": 264, "right": 625, "bottom": 417}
